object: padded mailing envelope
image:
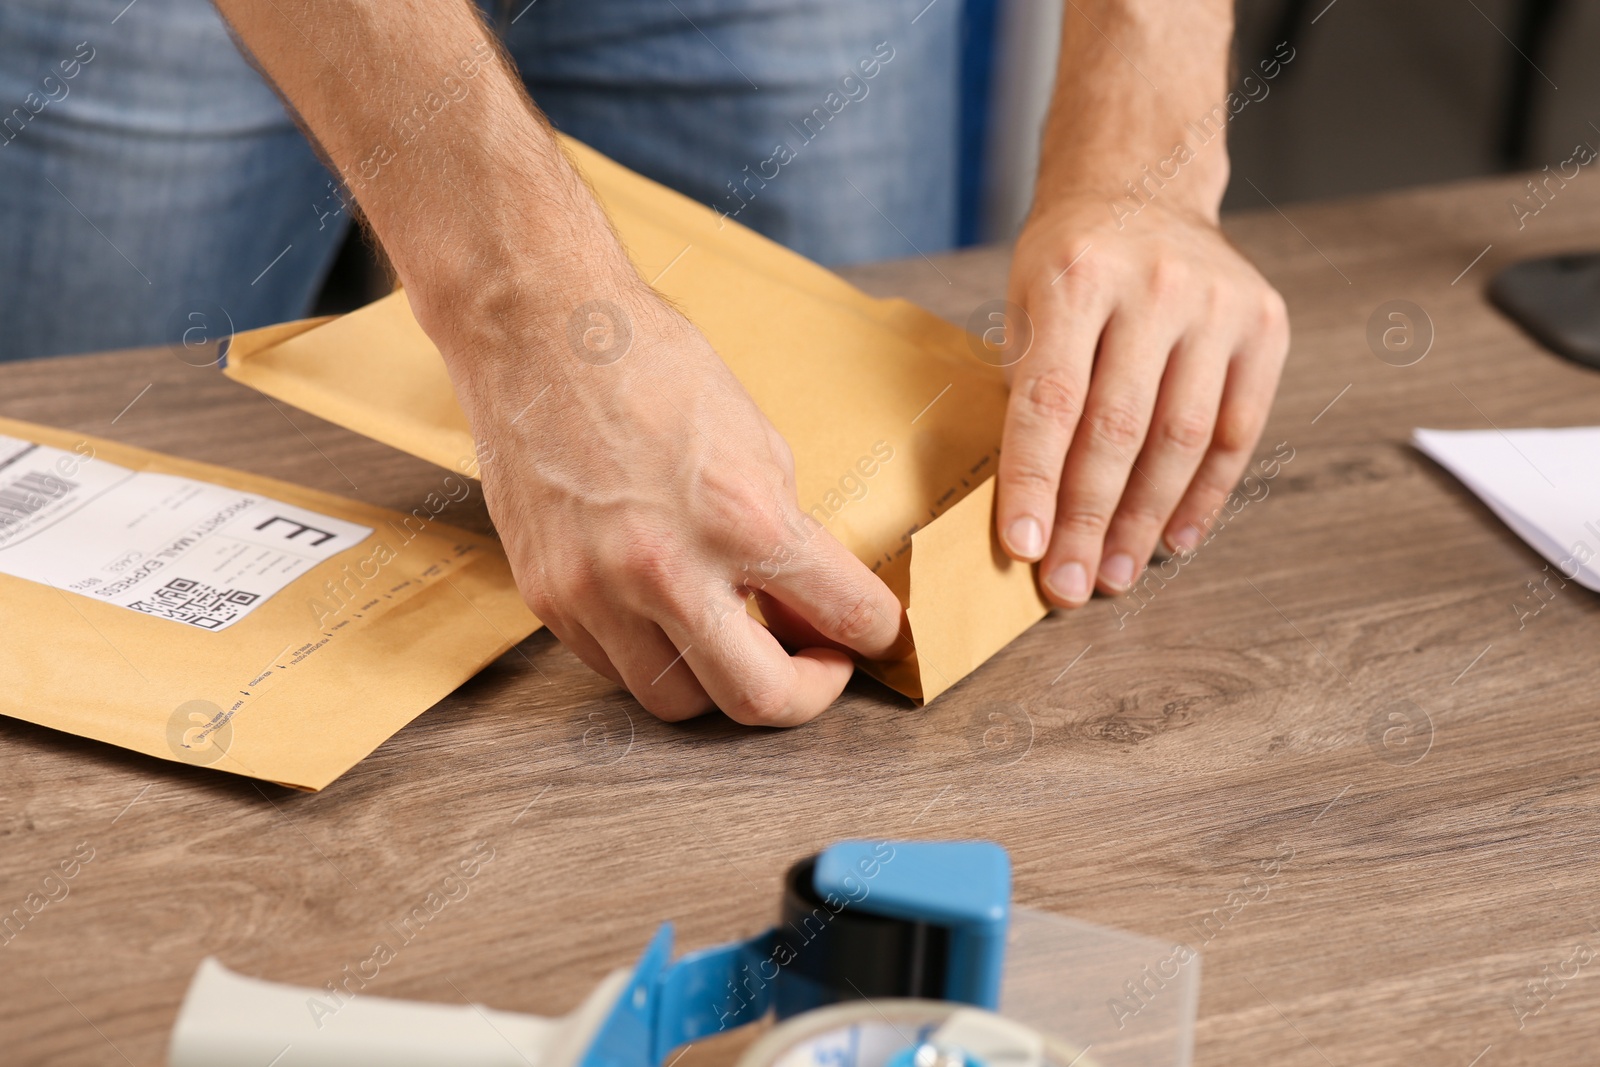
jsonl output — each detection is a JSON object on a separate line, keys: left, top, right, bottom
{"left": 221, "top": 138, "right": 1049, "bottom": 702}
{"left": 0, "top": 417, "right": 537, "bottom": 790}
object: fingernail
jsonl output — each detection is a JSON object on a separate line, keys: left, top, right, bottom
{"left": 1004, "top": 516, "right": 1044, "bottom": 559}
{"left": 1100, "top": 553, "right": 1136, "bottom": 591}
{"left": 1045, "top": 561, "right": 1089, "bottom": 604}
{"left": 1168, "top": 525, "right": 1201, "bottom": 553}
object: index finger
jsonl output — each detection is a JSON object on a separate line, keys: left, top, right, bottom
{"left": 995, "top": 276, "right": 1111, "bottom": 563}
{"left": 662, "top": 600, "right": 857, "bottom": 727}
{"left": 756, "top": 520, "right": 908, "bottom": 661}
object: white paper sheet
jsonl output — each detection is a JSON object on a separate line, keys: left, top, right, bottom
{"left": 1412, "top": 426, "right": 1600, "bottom": 591}
{"left": 0, "top": 434, "right": 372, "bottom": 630}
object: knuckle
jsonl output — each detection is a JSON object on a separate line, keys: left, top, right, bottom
{"left": 517, "top": 558, "right": 583, "bottom": 619}
{"left": 731, "top": 505, "right": 790, "bottom": 556}
{"left": 1115, "top": 495, "right": 1171, "bottom": 532}
{"left": 1211, "top": 409, "right": 1261, "bottom": 457}
{"left": 1054, "top": 260, "right": 1108, "bottom": 307}
{"left": 1091, "top": 400, "right": 1147, "bottom": 451}
{"left": 1200, "top": 281, "right": 1229, "bottom": 327}
{"left": 636, "top": 687, "right": 712, "bottom": 723}
{"left": 1054, "top": 504, "right": 1113, "bottom": 541}
{"left": 611, "top": 533, "right": 683, "bottom": 595}
{"left": 1148, "top": 255, "right": 1190, "bottom": 302}
{"left": 1003, "top": 458, "right": 1060, "bottom": 496}
{"left": 725, "top": 682, "right": 792, "bottom": 726}
{"left": 827, "top": 593, "right": 883, "bottom": 645}
{"left": 1157, "top": 408, "right": 1215, "bottom": 453}
{"left": 520, "top": 585, "right": 559, "bottom": 622}
{"left": 1259, "top": 287, "right": 1289, "bottom": 334}
{"left": 1192, "top": 473, "right": 1235, "bottom": 508}
{"left": 1020, "top": 368, "right": 1084, "bottom": 423}
{"left": 700, "top": 464, "right": 792, "bottom": 552}
{"left": 765, "top": 427, "right": 797, "bottom": 474}
{"left": 559, "top": 555, "right": 605, "bottom": 597}
{"left": 705, "top": 480, "right": 773, "bottom": 537}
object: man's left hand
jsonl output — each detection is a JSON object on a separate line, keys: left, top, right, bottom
{"left": 994, "top": 193, "right": 1290, "bottom": 607}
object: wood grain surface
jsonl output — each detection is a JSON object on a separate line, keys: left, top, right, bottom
{"left": 2, "top": 171, "right": 1599, "bottom": 1066}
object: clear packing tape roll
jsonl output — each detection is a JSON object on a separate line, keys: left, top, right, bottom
{"left": 994, "top": 908, "right": 1198, "bottom": 1067}
{"left": 168, "top": 907, "right": 1197, "bottom": 1067}
{"left": 735, "top": 1001, "right": 1091, "bottom": 1067}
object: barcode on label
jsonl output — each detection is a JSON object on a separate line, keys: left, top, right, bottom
{"left": 127, "top": 577, "right": 261, "bottom": 630}
{"left": 0, "top": 471, "right": 77, "bottom": 533}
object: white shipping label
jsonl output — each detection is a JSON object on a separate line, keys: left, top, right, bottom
{"left": 0, "top": 435, "right": 372, "bottom": 631}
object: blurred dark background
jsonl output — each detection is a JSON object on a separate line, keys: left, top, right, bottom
{"left": 1225, "top": 0, "right": 1598, "bottom": 210}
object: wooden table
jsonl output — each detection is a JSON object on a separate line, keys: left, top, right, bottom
{"left": 3, "top": 172, "right": 1599, "bottom": 1067}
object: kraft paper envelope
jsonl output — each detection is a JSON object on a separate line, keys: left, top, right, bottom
{"left": 0, "top": 416, "right": 537, "bottom": 790}
{"left": 222, "top": 137, "right": 1048, "bottom": 702}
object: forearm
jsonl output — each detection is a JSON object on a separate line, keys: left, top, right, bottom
{"left": 210, "top": 1, "right": 638, "bottom": 382}
{"left": 1036, "top": 0, "right": 1234, "bottom": 222}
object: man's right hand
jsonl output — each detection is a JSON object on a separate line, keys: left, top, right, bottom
{"left": 433, "top": 280, "right": 906, "bottom": 726}
{"left": 209, "top": 0, "right": 904, "bottom": 723}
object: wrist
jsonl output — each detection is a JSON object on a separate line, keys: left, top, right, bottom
{"left": 1035, "top": 0, "right": 1234, "bottom": 227}
{"left": 424, "top": 262, "right": 664, "bottom": 408}
{"left": 1033, "top": 140, "right": 1229, "bottom": 229}
{"left": 394, "top": 163, "right": 639, "bottom": 347}
{"left": 375, "top": 141, "right": 661, "bottom": 399}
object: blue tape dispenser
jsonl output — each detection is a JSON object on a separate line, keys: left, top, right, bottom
{"left": 170, "top": 840, "right": 1182, "bottom": 1067}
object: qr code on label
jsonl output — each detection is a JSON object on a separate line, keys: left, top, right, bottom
{"left": 127, "top": 577, "right": 261, "bottom": 630}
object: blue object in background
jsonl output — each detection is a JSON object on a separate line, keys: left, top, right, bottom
{"left": 579, "top": 840, "right": 1013, "bottom": 1067}
{"left": 958, "top": 0, "right": 1001, "bottom": 247}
